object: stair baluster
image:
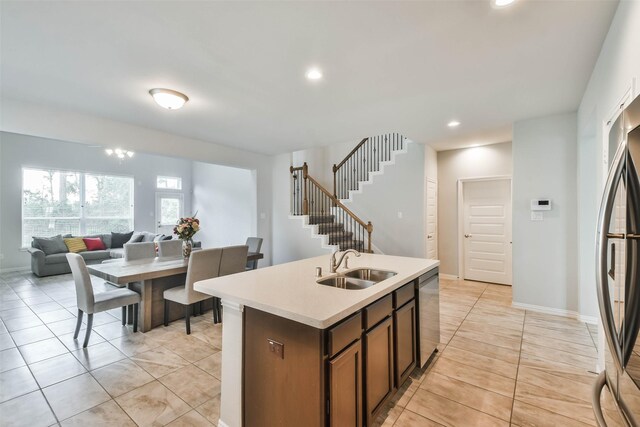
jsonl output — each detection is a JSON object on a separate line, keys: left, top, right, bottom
{"left": 332, "top": 133, "right": 405, "bottom": 200}
{"left": 290, "top": 162, "right": 372, "bottom": 253}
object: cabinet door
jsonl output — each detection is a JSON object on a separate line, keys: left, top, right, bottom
{"left": 329, "top": 340, "right": 362, "bottom": 427}
{"left": 394, "top": 300, "right": 416, "bottom": 386}
{"left": 364, "top": 316, "right": 395, "bottom": 426}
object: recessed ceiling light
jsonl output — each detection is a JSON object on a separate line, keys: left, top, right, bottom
{"left": 493, "top": 0, "right": 516, "bottom": 7}
{"left": 306, "top": 68, "right": 323, "bottom": 81}
{"left": 149, "top": 88, "right": 189, "bottom": 110}
{"left": 447, "top": 120, "right": 461, "bottom": 128}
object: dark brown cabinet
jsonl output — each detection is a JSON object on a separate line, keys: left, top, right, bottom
{"left": 364, "top": 316, "right": 395, "bottom": 426}
{"left": 242, "top": 276, "right": 430, "bottom": 427}
{"left": 329, "top": 340, "right": 362, "bottom": 427}
{"left": 394, "top": 299, "right": 416, "bottom": 386}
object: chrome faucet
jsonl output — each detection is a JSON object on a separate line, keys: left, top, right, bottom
{"left": 330, "top": 249, "right": 361, "bottom": 273}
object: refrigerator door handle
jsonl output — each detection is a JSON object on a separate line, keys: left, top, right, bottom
{"left": 593, "top": 372, "right": 609, "bottom": 427}
{"left": 596, "top": 139, "right": 627, "bottom": 374}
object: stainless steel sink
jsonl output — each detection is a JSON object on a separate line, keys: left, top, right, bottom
{"left": 317, "top": 276, "right": 377, "bottom": 290}
{"left": 317, "top": 268, "right": 397, "bottom": 290}
{"left": 344, "top": 268, "right": 397, "bottom": 282}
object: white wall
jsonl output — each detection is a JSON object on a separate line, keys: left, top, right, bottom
{"left": 1, "top": 99, "right": 274, "bottom": 267}
{"left": 342, "top": 141, "right": 426, "bottom": 258}
{"left": 425, "top": 144, "right": 438, "bottom": 181}
{"left": 437, "top": 142, "right": 512, "bottom": 276}
{"left": 512, "top": 113, "right": 578, "bottom": 313}
{"left": 577, "top": 0, "right": 640, "bottom": 320}
{"left": 192, "top": 162, "right": 256, "bottom": 249}
{"left": 0, "top": 131, "right": 193, "bottom": 270}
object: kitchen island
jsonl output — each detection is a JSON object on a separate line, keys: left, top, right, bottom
{"left": 195, "top": 253, "right": 439, "bottom": 427}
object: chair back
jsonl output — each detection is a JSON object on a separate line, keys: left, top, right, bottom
{"left": 185, "top": 248, "right": 223, "bottom": 297}
{"left": 245, "top": 237, "right": 263, "bottom": 270}
{"left": 124, "top": 242, "right": 156, "bottom": 261}
{"left": 220, "top": 245, "right": 249, "bottom": 276}
{"left": 66, "top": 253, "right": 95, "bottom": 312}
{"left": 158, "top": 239, "right": 182, "bottom": 258}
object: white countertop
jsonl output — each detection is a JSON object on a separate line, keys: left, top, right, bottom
{"left": 194, "top": 253, "right": 439, "bottom": 329}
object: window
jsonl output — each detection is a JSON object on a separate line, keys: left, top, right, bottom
{"left": 157, "top": 176, "right": 182, "bottom": 190}
{"left": 22, "top": 168, "right": 134, "bottom": 246}
{"left": 156, "top": 193, "right": 183, "bottom": 235}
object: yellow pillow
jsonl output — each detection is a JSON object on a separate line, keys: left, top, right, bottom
{"left": 64, "top": 237, "right": 87, "bottom": 253}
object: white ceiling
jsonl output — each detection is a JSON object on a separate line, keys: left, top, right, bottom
{"left": 0, "top": 1, "right": 618, "bottom": 154}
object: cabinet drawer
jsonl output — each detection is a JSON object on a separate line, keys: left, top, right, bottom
{"left": 364, "top": 294, "right": 393, "bottom": 330}
{"left": 393, "top": 283, "right": 414, "bottom": 309}
{"left": 328, "top": 312, "right": 362, "bottom": 358}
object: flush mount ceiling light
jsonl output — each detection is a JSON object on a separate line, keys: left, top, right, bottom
{"left": 149, "top": 88, "right": 189, "bottom": 110}
{"left": 306, "top": 68, "right": 323, "bottom": 81}
{"left": 447, "top": 120, "right": 461, "bottom": 128}
{"left": 105, "top": 148, "right": 134, "bottom": 159}
{"left": 493, "top": 0, "right": 516, "bottom": 7}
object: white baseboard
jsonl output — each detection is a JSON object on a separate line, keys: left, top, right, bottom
{"left": 0, "top": 266, "right": 30, "bottom": 274}
{"left": 578, "top": 314, "right": 600, "bottom": 325}
{"left": 217, "top": 420, "right": 230, "bottom": 427}
{"left": 512, "top": 302, "right": 599, "bottom": 325}
{"left": 439, "top": 274, "right": 458, "bottom": 280}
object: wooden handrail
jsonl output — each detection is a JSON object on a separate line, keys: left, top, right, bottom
{"left": 334, "top": 137, "right": 368, "bottom": 171}
{"left": 306, "top": 174, "right": 370, "bottom": 231}
{"left": 290, "top": 163, "right": 373, "bottom": 252}
{"left": 332, "top": 133, "right": 404, "bottom": 200}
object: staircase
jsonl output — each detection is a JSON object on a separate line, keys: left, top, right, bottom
{"left": 309, "top": 214, "right": 365, "bottom": 251}
{"left": 290, "top": 133, "right": 407, "bottom": 253}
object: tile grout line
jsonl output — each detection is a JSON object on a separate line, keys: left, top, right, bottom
{"left": 407, "top": 280, "right": 521, "bottom": 425}
{"left": 508, "top": 308, "right": 527, "bottom": 426}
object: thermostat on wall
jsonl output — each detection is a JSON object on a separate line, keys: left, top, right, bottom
{"left": 531, "top": 199, "right": 552, "bottom": 211}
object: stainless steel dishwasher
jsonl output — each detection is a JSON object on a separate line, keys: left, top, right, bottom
{"left": 416, "top": 268, "right": 440, "bottom": 368}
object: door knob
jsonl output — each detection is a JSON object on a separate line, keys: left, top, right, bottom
{"left": 464, "top": 234, "right": 472, "bottom": 238}
{"left": 427, "top": 234, "right": 433, "bottom": 239}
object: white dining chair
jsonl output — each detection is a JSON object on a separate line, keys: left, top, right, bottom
{"left": 215, "top": 245, "right": 249, "bottom": 323}
{"left": 158, "top": 239, "right": 183, "bottom": 258}
{"left": 124, "top": 242, "right": 156, "bottom": 261}
{"left": 66, "top": 253, "right": 141, "bottom": 347}
{"left": 163, "top": 248, "right": 223, "bottom": 334}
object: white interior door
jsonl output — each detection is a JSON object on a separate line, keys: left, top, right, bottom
{"left": 462, "top": 179, "right": 512, "bottom": 285}
{"left": 426, "top": 178, "right": 438, "bottom": 259}
{"left": 156, "top": 193, "right": 184, "bottom": 235}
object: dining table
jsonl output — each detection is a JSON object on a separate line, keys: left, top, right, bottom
{"left": 87, "top": 252, "right": 264, "bottom": 332}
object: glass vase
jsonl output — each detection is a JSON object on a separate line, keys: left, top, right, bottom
{"left": 182, "top": 239, "right": 193, "bottom": 258}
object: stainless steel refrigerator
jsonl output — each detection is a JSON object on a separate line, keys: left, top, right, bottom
{"left": 593, "top": 94, "right": 640, "bottom": 426}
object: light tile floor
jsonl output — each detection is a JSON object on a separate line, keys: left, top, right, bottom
{"left": 0, "top": 271, "right": 621, "bottom": 426}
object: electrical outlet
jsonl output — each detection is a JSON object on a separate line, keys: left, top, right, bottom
{"left": 531, "top": 211, "right": 543, "bottom": 221}
{"left": 397, "top": 211, "right": 403, "bottom": 219}
{"left": 268, "top": 339, "right": 284, "bottom": 359}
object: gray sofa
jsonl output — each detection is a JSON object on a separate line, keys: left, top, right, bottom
{"left": 27, "top": 232, "right": 169, "bottom": 277}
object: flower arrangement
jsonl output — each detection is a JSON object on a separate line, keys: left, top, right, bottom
{"left": 173, "top": 215, "right": 200, "bottom": 241}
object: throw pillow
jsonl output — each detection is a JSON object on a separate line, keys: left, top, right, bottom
{"left": 83, "top": 237, "right": 106, "bottom": 251}
{"left": 32, "top": 235, "right": 69, "bottom": 255}
{"left": 111, "top": 231, "right": 134, "bottom": 248}
{"left": 153, "top": 234, "right": 166, "bottom": 242}
{"left": 162, "top": 235, "right": 173, "bottom": 241}
{"left": 64, "top": 237, "right": 87, "bottom": 253}
{"left": 128, "top": 232, "right": 144, "bottom": 244}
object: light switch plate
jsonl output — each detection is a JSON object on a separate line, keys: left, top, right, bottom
{"left": 531, "top": 211, "right": 544, "bottom": 221}
{"left": 268, "top": 339, "right": 284, "bottom": 359}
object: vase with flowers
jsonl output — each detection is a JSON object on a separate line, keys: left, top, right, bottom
{"left": 173, "top": 214, "right": 200, "bottom": 258}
